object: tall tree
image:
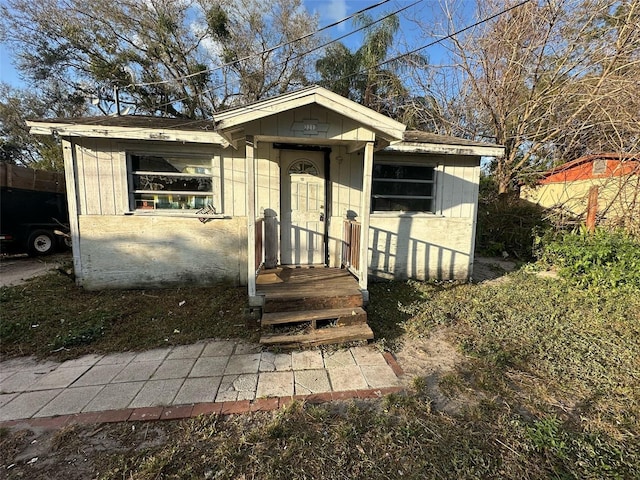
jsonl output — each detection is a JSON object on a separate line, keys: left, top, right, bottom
{"left": 0, "top": 0, "right": 321, "bottom": 118}
{"left": 0, "top": 83, "right": 87, "bottom": 169}
{"left": 316, "top": 14, "right": 421, "bottom": 122}
{"left": 210, "top": 0, "right": 320, "bottom": 103}
{"left": 411, "top": 0, "right": 640, "bottom": 192}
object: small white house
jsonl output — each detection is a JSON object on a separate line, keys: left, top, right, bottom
{"left": 28, "top": 86, "right": 503, "bottom": 311}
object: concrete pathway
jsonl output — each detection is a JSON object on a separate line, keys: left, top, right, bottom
{"left": 0, "top": 340, "right": 404, "bottom": 426}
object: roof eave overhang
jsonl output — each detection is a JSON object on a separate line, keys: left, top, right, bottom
{"left": 385, "top": 141, "right": 505, "bottom": 157}
{"left": 26, "top": 121, "right": 228, "bottom": 146}
{"left": 214, "top": 87, "right": 406, "bottom": 142}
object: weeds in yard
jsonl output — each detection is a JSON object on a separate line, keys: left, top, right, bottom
{"left": 363, "top": 242, "right": 639, "bottom": 480}
{"left": 536, "top": 228, "right": 640, "bottom": 290}
{"left": 2, "top": 227, "right": 639, "bottom": 479}
{"left": 399, "top": 273, "right": 640, "bottom": 431}
{"left": 50, "top": 424, "right": 80, "bottom": 452}
{"left": 0, "top": 270, "right": 257, "bottom": 360}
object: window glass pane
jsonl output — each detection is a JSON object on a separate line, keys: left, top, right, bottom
{"left": 372, "top": 163, "right": 435, "bottom": 212}
{"left": 373, "top": 181, "right": 433, "bottom": 197}
{"left": 131, "top": 155, "right": 212, "bottom": 175}
{"left": 372, "top": 197, "right": 433, "bottom": 212}
{"left": 132, "top": 155, "right": 180, "bottom": 172}
{"left": 130, "top": 154, "right": 214, "bottom": 212}
{"left": 288, "top": 160, "right": 318, "bottom": 175}
{"left": 133, "top": 174, "right": 212, "bottom": 192}
{"left": 373, "top": 164, "right": 434, "bottom": 181}
{"left": 592, "top": 159, "right": 607, "bottom": 174}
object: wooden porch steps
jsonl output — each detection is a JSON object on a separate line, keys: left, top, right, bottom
{"left": 263, "top": 294, "right": 363, "bottom": 313}
{"left": 260, "top": 324, "right": 374, "bottom": 348}
{"left": 257, "top": 267, "right": 373, "bottom": 348}
{"left": 261, "top": 307, "right": 368, "bottom": 328}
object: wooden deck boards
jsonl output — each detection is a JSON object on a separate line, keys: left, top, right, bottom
{"left": 261, "top": 307, "right": 367, "bottom": 327}
{"left": 257, "top": 267, "right": 362, "bottom": 299}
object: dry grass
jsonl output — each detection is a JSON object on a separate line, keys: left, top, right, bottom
{"left": 0, "top": 270, "right": 257, "bottom": 361}
{"left": 4, "top": 393, "right": 630, "bottom": 480}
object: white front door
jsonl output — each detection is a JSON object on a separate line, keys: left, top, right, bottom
{"left": 280, "top": 150, "right": 325, "bottom": 265}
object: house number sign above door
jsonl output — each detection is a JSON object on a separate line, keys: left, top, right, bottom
{"left": 291, "top": 119, "right": 329, "bottom": 136}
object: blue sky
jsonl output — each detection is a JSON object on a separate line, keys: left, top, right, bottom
{"left": 304, "top": 0, "right": 433, "bottom": 54}
{"left": 0, "top": 0, "right": 448, "bottom": 90}
{"left": 0, "top": 44, "right": 21, "bottom": 88}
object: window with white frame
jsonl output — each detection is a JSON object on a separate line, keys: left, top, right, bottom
{"left": 371, "top": 163, "right": 436, "bottom": 213}
{"left": 128, "top": 153, "right": 214, "bottom": 211}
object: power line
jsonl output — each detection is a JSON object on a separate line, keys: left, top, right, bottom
{"left": 112, "top": 0, "right": 531, "bottom": 122}
{"left": 377, "top": 0, "right": 532, "bottom": 71}
{"left": 188, "top": 0, "right": 534, "bottom": 121}
{"left": 124, "top": 0, "right": 395, "bottom": 89}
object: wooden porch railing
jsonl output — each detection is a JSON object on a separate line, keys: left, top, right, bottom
{"left": 342, "top": 219, "right": 361, "bottom": 272}
{"left": 264, "top": 214, "right": 278, "bottom": 268}
{"left": 255, "top": 217, "right": 264, "bottom": 271}
{"left": 256, "top": 215, "right": 280, "bottom": 272}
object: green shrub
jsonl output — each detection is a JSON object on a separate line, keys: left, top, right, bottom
{"left": 476, "top": 177, "right": 550, "bottom": 259}
{"left": 537, "top": 228, "right": 640, "bottom": 289}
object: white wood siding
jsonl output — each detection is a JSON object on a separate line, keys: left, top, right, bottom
{"left": 368, "top": 217, "right": 474, "bottom": 280}
{"left": 66, "top": 133, "right": 480, "bottom": 286}
{"left": 331, "top": 146, "right": 363, "bottom": 218}
{"left": 248, "top": 105, "right": 375, "bottom": 142}
{"left": 437, "top": 156, "right": 480, "bottom": 218}
{"left": 71, "top": 138, "right": 250, "bottom": 217}
{"left": 255, "top": 142, "right": 280, "bottom": 216}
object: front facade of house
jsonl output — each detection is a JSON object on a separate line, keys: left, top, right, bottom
{"left": 28, "top": 87, "right": 503, "bottom": 304}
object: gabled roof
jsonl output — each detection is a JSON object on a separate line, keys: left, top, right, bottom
{"left": 27, "top": 86, "right": 406, "bottom": 146}
{"left": 213, "top": 85, "right": 406, "bottom": 142}
{"left": 25, "top": 87, "right": 505, "bottom": 156}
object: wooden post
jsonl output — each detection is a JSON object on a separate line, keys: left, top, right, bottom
{"left": 62, "top": 139, "right": 83, "bottom": 284}
{"left": 586, "top": 185, "right": 599, "bottom": 233}
{"left": 358, "top": 141, "right": 374, "bottom": 294}
{"left": 246, "top": 136, "right": 257, "bottom": 301}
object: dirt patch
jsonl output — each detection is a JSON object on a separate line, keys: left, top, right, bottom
{"left": 395, "top": 329, "right": 478, "bottom": 414}
{"left": 0, "top": 253, "right": 71, "bottom": 288}
{"left": 472, "top": 256, "right": 518, "bottom": 284}
{"left": 1, "top": 421, "right": 171, "bottom": 479}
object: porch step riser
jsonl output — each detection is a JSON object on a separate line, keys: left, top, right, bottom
{"left": 260, "top": 324, "right": 374, "bottom": 348}
{"left": 261, "top": 307, "right": 367, "bottom": 328}
{"left": 263, "top": 294, "right": 363, "bottom": 313}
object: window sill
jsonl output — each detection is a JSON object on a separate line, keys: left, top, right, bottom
{"left": 124, "top": 211, "right": 228, "bottom": 219}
